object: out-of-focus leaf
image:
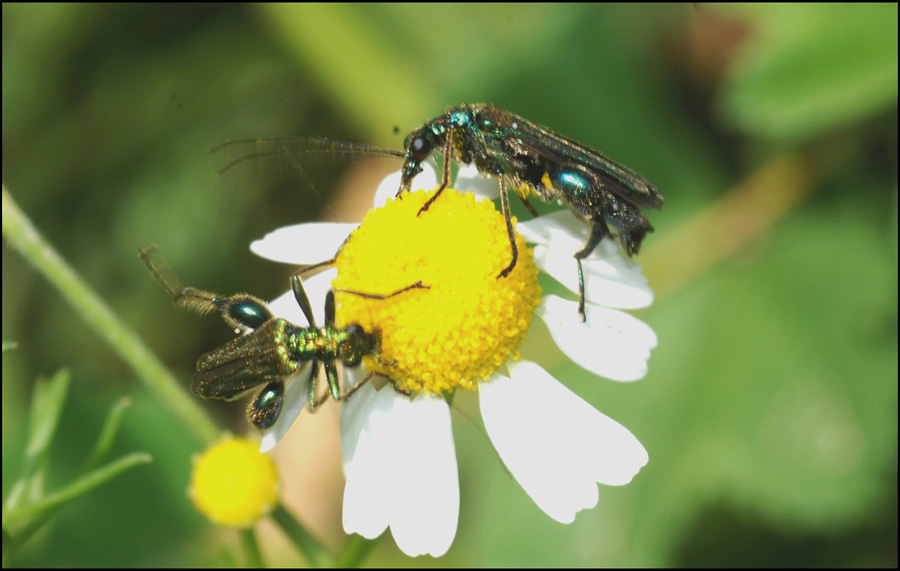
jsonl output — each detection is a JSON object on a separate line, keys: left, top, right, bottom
{"left": 625, "top": 189, "right": 897, "bottom": 563}
{"left": 718, "top": 4, "right": 898, "bottom": 141}
{"left": 256, "top": 4, "right": 583, "bottom": 144}
{"left": 3, "top": 452, "right": 152, "bottom": 530}
{"left": 25, "top": 370, "right": 70, "bottom": 474}
{"left": 82, "top": 397, "right": 132, "bottom": 472}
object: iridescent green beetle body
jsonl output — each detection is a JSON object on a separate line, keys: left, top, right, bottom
{"left": 399, "top": 103, "right": 663, "bottom": 320}
{"left": 139, "top": 246, "right": 426, "bottom": 430}
{"left": 214, "top": 103, "right": 661, "bottom": 321}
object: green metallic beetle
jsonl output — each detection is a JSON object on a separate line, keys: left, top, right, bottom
{"left": 216, "top": 103, "right": 662, "bottom": 320}
{"left": 139, "top": 246, "right": 426, "bottom": 430}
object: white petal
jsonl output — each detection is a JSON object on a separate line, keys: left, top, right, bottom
{"left": 480, "top": 361, "right": 648, "bottom": 524}
{"left": 373, "top": 172, "right": 402, "bottom": 207}
{"left": 250, "top": 222, "right": 356, "bottom": 264}
{"left": 341, "top": 388, "right": 458, "bottom": 557}
{"left": 340, "top": 363, "right": 370, "bottom": 402}
{"left": 259, "top": 362, "right": 312, "bottom": 453}
{"left": 267, "top": 268, "right": 336, "bottom": 327}
{"left": 373, "top": 164, "right": 439, "bottom": 207}
{"left": 532, "top": 245, "right": 654, "bottom": 310}
{"left": 340, "top": 384, "right": 391, "bottom": 539}
{"left": 537, "top": 295, "right": 657, "bottom": 382}
{"left": 579, "top": 254, "right": 654, "bottom": 310}
{"left": 516, "top": 211, "right": 587, "bottom": 246}
{"left": 520, "top": 212, "right": 654, "bottom": 310}
{"left": 454, "top": 163, "right": 500, "bottom": 201}
{"left": 339, "top": 382, "right": 379, "bottom": 469}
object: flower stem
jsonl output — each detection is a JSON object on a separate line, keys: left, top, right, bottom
{"left": 270, "top": 504, "right": 332, "bottom": 567}
{"left": 1, "top": 185, "right": 219, "bottom": 445}
{"left": 240, "top": 528, "right": 264, "bottom": 567}
{"left": 643, "top": 153, "right": 817, "bottom": 298}
{"left": 335, "top": 534, "right": 381, "bottom": 568}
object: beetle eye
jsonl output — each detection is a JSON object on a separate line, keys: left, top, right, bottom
{"left": 410, "top": 135, "right": 432, "bottom": 161}
{"left": 226, "top": 296, "right": 272, "bottom": 330}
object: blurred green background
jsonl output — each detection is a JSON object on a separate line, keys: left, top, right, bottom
{"left": 2, "top": 3, "right": 896, "bottom": 567}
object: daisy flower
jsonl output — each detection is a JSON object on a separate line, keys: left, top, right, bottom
{"left": 250, "top": 164, "right": 656, "bottom": 557}
{"left": 189, "top": 435, "right": 281, "bottom": 528}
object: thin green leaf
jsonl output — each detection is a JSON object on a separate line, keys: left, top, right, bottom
{"left": 270, "top": 504, "right": 332, "bottom": 567}
{"left": 1, "top": 186, "right": 220, "bottom": 445}
{"left": 81, "top": 397, "right": 133, "bottom": 472}
{"left": 25, "top": 370, "right": 70, "bottom": 475}
{"left": 3, "top": 452, "right": 152, "bottom": 530}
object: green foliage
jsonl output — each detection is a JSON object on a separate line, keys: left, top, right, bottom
{"left": 719, "top": 4, "right": 898, "bottom": 141}
{"left": 2, "top": 3, "right": 896, "bottom": 567}
{"left": 2, "top": 370, "right": 151, "bottom": 562}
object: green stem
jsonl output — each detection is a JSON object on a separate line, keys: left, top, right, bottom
{"left": 2, "top": 185, "right": 219, "bottom": 445}
{"left": 335, "top": 534, "right": 381, "bottom": 568}
{"left": 270, "top": 504, "right": 333, "bottom": 567}
{"left": 240, "top": 528, "right": 264, "bottom": 567}
{"left": 642, "top": 153, "right": 816, "bottom": 298}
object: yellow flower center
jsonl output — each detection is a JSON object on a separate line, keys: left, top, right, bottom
{"left": 189, "top": 436, "right": 280, "bottom": 527}
{"left": 333, "top": 188, "right": 541, "bottom": 395}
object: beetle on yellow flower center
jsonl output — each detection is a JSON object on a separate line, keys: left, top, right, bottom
{"left": 333, "top": 188, "right": 542, "bottom": 395}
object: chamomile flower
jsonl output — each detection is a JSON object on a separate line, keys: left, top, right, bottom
{"left": 251, "top": 165, "right": 656, "bottom": 557}
{"left": 189, "top": 435, "right": 281, "bottom": 527}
